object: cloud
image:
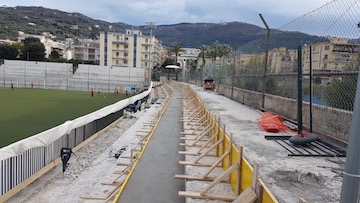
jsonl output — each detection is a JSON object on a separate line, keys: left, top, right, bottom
{"left": 1, "top": 0, "right": 333, "bottom": 27}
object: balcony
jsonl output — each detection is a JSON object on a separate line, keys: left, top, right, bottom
{"left": 113, "top": 55, "right": 128, "bottom": 59}
{"left": 112, "top": 47, "right": 129, "bottom": 51}
{"left": 113, "top": 63, "right": 128, "bottom": 67}
{"left": 113, "top": 39, "right": 129, "bottom": 44}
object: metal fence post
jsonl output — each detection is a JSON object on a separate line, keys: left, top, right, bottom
{"left": 309, "top": 45, "right": 313, "bottom": 132}
{"left": 297, "top": 46, "right": 303, "bottom": 134}
{"left": 259, "top": 14, "right": 270, "bottom": 109}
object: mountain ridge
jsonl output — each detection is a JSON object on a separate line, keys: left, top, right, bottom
{"left": 0, "top": 6, "right": 324, "bottom": 52}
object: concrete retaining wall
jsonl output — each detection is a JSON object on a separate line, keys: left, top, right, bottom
{"left": 218, "top": 84, "right": 351, "bottom": 143}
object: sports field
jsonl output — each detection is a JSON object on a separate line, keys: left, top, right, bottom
{"left": 0, "top": 87, "right": 128, "bottom": 148}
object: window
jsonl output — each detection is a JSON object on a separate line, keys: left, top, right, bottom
{"left": 116, "top": 44, "right": 119, "bottom": 48}
{"left": 324, "top": 54, "right": 328, "bottom": 60}
{"left": 125, "top": 37, "right": 128, "bottom": 40}
{"left": 145, "top": 39, "right": 148, "bottom": 43}
{"left": 116, "top": 60, "right": 119, "bottom": 64}
{"left": 145, "top": 54, "right": 148, "bottom": 59}
{"left": 125, "top": 45, "right": 128, "bottom": 48}
{"left": 124, "top": 60, "right": 128, "bottom": 64}
{"left": 325, "top": 46, "right": 330, "bottom": 50}
{"left": 124, "top": 53, "right": 128, "bottom": 57}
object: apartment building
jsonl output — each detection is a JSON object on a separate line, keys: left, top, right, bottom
{"left": 302, "top": 38, "right": 360, "bottom": 73}
{"left": 17, "top": 32, "right": 66, "bottom": 59}
{"left": 72, "top": 39, "right": 100, "bottom": 64}
{"left": 99, "top": 30, "right": 164, "bottom": 68}
{"left": 177, "top": 48, "right": 200, "bottom": 67}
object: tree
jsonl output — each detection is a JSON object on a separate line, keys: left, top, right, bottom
{"left": 0, "top": 44, "right": 18, "bottom": 59}
{"left": 20, "top": 37, "right": 46, "bottom": 61}
{"left": 198, "top": 45, "right": 208, "bottom": 68}
{"left": 186, "top": 59, "right": 198, "bottom": 72}
{"left": 170, "top": 44, "right": 184, "bottom": 66}
{"left": 22, "top": 37, "right": 41, "bottom": 46}
{"left": 207, "top": 42, "right": 232, "bottom": 65}
{"left": 207, "top": 42, "right": 220, "bottom": 64}
{"left": 217, "top": 44, "right": 232, "bottom": 65}
{"left": 49, "top": 50, "right": 60, "bottom": 59}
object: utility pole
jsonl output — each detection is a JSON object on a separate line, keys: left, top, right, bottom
{"left": 145, "top": 21, "right": 156, "bottom": 86}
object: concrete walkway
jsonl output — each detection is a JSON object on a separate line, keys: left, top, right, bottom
{"left": 118, "top": 86, "right": 185, "bottom": 203}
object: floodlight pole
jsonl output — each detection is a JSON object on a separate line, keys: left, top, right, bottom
{"left": 340, "top": 24, "right": 360, "bottom": 203}
{"left": 259, "top": 13, "right": 270, "bottom": 109}
{"left": 146, "top": 21, "right": 156, "bottom": 86}
{"left": 340, "top": 68, "right": 360, "bottom": 202}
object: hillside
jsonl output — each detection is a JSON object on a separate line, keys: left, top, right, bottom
{"left": 0, "top": 6, "right": 324, "bottom": 52}
{"left": 0, "top": 6, "right": 131, "bottom": 40}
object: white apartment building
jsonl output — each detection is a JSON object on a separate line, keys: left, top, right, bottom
{"left": 177, "top": 48, "right": 200, "bottom": 68}
{"left": 99, "top": 29, "right": 164, "bottom": 68}
{"left": 72, "top": 39, "right": 100, "bottom": 64}
{"left": 17, "top": 32, "right": 66, "bottom": 58}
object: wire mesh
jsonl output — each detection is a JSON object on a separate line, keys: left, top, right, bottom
{"left": 182, "top": 0, "right": 360, "bottom": 144}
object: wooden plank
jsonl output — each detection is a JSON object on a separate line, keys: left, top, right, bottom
{"left": 113, "top": 171, "right": 129, "bottom": 175}
{"left": 192, "top": 132, "right": 217, "bottom": 150}
{"left": 299, "top": 198, "right": 308, "bottom": 203}
{"left": 175, "top": 174, "right": 228, "bottom": 182}
{"left": 178, "top": 151, "right": 217, "bottom": 156}
{"left": 180, "top": 137, "right": 207, "bottom": 140}
{"left": 202, "top": 150, "right": 230, "bottom": 178}
{"left": 236, "top": 145, "right": 243, "bottom": 196}
{"left": 178, "top": 191, "right": 236, "bottom": 201}
{"left": 179, "top": 143, "right": 211, "bottom": 148}
{"left": 117, "top": 163, "right": 130, "bottom": 166}
{"left": 178, "top": 161, "right": 222, "bottom": 167}
{"left": 80, "top": 195, "right": 107, "bottom": 200}
{"left": 193, "top": 137, "right": 224, "bottom": 163}
{"left": 200, "top": 163, "right": 239, "bottom": 195}
{"left": 232, "top": 187, "right": 257, "bottom": 203}
{"left": 101, "top": 181, "right": 123, "bottom": 186}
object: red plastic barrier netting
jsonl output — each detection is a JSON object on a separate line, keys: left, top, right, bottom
{"left": 258, "top": 112, "right": 291, "bottom": 133}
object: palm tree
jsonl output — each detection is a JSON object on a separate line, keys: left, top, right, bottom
{"left": 208, "top": 42, "right": 220, "bottom": 64}
{"left": 198, "top": 45, "right": 209, "bottom": 82}
{"left": 170, "top": 44, "right": 184, "bottom": 65}
{"left": 198, "top": 45, "right": 208, "bottom": 68}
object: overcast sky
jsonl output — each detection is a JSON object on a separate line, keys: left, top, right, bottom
{"left": 2, "top": 0, "right": 331, "bottom": 28}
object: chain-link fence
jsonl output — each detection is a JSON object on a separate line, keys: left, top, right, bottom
{"left": 183, "top": 0, "right": 360, "bottom": 143}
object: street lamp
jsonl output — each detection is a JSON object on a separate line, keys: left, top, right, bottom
{"left": 145, "top": 21, "right": 156, "bottom": 85}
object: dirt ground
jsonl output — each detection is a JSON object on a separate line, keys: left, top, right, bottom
{"left": 190, "top": 84, "right": 345, "bottom": 203}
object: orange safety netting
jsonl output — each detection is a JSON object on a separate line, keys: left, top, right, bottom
{"left": 258, "top": 112, "right": 292, "bottom": 133}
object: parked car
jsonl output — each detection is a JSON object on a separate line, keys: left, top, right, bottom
{"left": 203, "top": 75, "right": 216, "bottom": 90}
{"left": 203, "top": 81, "right": 215, "bottom": 90}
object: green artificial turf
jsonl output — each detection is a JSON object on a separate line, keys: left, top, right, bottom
{"left": 0, "top": 87, "right": 128, "bottom": 148}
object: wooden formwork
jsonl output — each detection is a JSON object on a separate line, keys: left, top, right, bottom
{"left": 79, "top": 99, "right": 165, "bottom": 203}
{"left": 177, "top": 83, "right": 279, "bottom": 203}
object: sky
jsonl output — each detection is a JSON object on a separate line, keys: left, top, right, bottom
{"left": 1, "top": 0, "right": 332, "bottom": 29}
